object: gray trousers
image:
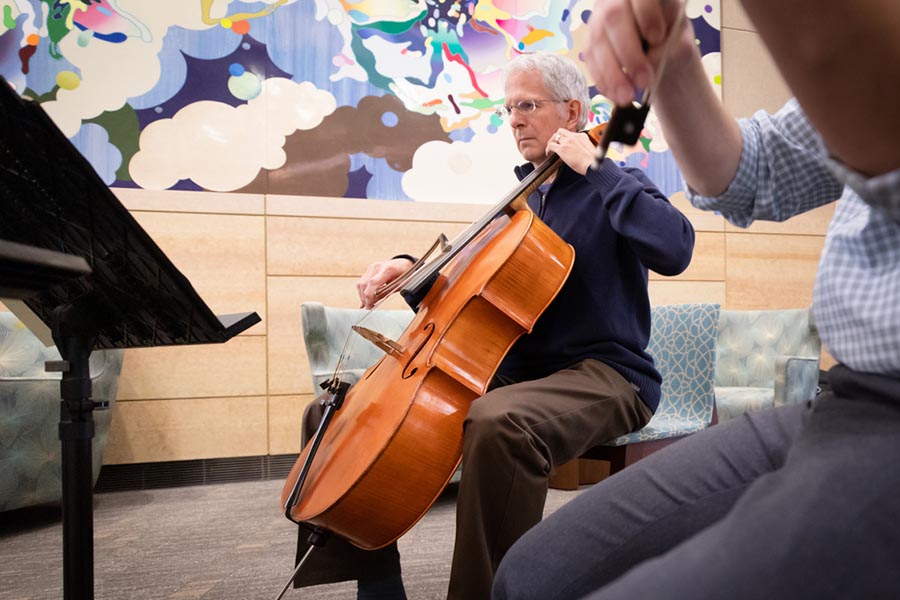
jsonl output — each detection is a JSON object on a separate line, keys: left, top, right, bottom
{"left": 294, "top": 358, "right": 652, "bottom": 597}
{"left": 492, "top": 364, "right": 900, "bottom": 600}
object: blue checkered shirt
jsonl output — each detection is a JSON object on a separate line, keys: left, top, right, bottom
{"left": 689, "top": 99, "right": 900, "bottom": 377}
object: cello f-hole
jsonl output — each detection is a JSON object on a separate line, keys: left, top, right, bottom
{"left": 402, "top": 322, "right": 435, "bottom": 379}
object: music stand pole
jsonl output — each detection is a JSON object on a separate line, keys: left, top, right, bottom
{"left": 48, "top": 301, "right": 104, "bottom": 600}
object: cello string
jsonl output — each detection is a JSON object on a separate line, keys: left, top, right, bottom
{"left": 329, "top": 305, "right": 380, "bottom": 391}
{"left": 400, "top": 152, "right": 562, "bottom": 296}
{"left": 331, "top": 317, "right": 364, "bottom": 389}
{"left": 328, "top": 257, "right": 412, "bottom": 393}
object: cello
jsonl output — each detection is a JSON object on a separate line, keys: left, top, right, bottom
{"left": 278, "top": 122, "right": 607, "bottom": 548}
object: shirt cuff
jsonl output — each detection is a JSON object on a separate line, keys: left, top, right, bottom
{"left": 685, "top": 120, "right": 760, "bottom": 228}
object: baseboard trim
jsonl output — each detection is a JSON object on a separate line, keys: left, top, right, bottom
{"left": 95, "top": 454, "right": 300, "bottom": 493}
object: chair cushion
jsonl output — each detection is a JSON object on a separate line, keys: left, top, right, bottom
{"left": 716, "top": 308, "right": 820, "bottom": 388}
{"left": 0, "top": 315, "right": 44, "bottom": 377}
{"left": 715, "top": 386, "right": 774, "bottom": 423}
{"left": 607, "top": 416, "right": 709, "bottom": 445}
{"left": 605, "top": 303, "right": 720, "bottom": 446}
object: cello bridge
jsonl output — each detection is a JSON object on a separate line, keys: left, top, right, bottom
{"left": 351, "top": 325, "right": 403, "bottom": 358}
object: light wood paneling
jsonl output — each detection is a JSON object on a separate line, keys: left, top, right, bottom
{"left": 722, "top": 29, "right": 791, "bottom": 118}
{"left": 722, "top": 0, "right": 755, "bottom": 32}
{"left": 649, "top": 281, "right": 726, "bottom": 306}
{"left": 724, "top": 202, "right": 835, "bottom": 236}
{"left": 267, "top": 276, "right": 337, "bottom": 396}
{"left": 115, "top": 188, "right": 265, "bottom": 215}
{"left": 105, "top": 396, "right": 268, "bottom": 464}
{"left": 725, "top": 232, "right": 825, "bottom": 309}
{"left": 650, "top": 232, "right": 725, "bottom": 281}
{"left": 117, "top": 335, "right": 267, "bottom": 400}
{"left": 669, "top": 192, "right": 726, "bottom": 232}
{"left": 267, "top": 194, "right": 484, "bottom": 223}
{"left": 267, "top": 275, "right": 411, "bottom": 396}
{"left": 268, "top": 393, "right": 315, "bottom": 455}
{"left": 267, "top": 216, "right": 469, "bottom": 277}
{"left": 131, "top": 211, "right": 267, "bottom": 333}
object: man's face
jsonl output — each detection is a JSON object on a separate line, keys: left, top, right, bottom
{"left": 503, "top": 69, "right": 574, "bottom": 165}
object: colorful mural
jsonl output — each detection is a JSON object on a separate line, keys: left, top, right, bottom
{"left": 0, "top": 0, "right": 721, "bottom": 203}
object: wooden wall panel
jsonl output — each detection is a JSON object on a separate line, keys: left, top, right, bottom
{"left": 267, "top": 194, "right": 483, "bottom": 223}
{"left": 267, "top": 216, "right": 469, "bottom": 277}
{"left": 722, "top": 29, "right": 792, "bottom": 118}
{"left": 115, "top": 188, "right": 264, "bottom": 215}
{"left": 105, "top": 396, "right": 268, "bottom": 464}
{"left": 130, "top": 211, "right": 268, "bottom": 333}
{"left": 649, "top": 281, "right": 727, "bottom": 306}
{"left": 724, "top": 203, "right": 835, "bottom": 236}
{"left": 650, "top": 232, "right": 725, "bottom": 282}
{"left": 117, "top": 335, "right": 267, "bottom": 400}
{"left": 725, "top": 233, "right": 825, "bottom": 309}
{"left": 268, "top": 393, "right": 315, "bottom": 455}
{"left": 722, "top": 0, "right": 755, "bottom": 31}
{"left": 669, "top": 193, "right": 726, "bottom": 233}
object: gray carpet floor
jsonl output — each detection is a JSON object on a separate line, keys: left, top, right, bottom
{"left": 0, "top": 479, "right": 585, "bottom": 599}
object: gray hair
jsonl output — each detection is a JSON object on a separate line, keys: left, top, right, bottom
{"left": 504, "top": 54, "right": 591, "bottom": 130}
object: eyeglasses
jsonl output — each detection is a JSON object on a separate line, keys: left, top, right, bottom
{"left": 495, "top": 99, "right": 565, "bottom": 119}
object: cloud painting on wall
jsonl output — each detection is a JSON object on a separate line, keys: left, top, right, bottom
{"left": 0, "top": 0, "right": 720, "bottom": 203}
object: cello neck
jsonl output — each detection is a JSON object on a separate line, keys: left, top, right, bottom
{"left": 401, "top": 152, "right": 562, "bottom": 301}
{"left": 401, "top": 124, "right": 605, "bottom": 302}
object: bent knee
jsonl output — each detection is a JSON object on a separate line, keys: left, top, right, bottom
{"left": 493, "top": 538, "right": 553, "bottom": 600}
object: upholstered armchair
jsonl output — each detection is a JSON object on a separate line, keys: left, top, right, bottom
{"left": 715, "top": 308, "right": 821, "bottom": 423}
{"left": 301, "top": 302, "right": 414, "bottom": 390}
{"left": 0, "top": 311, "right": 124, "bottom": 511}
{"left": 565, "top": 303, "right": 720, "bottom": 484}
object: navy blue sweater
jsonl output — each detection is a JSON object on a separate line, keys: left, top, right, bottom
{"left": 495, "top": 159, "right": 695, "bottom": 412}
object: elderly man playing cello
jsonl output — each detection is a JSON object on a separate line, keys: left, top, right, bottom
{"left": 290, "top": 52, "right": 695, "bottom": 600}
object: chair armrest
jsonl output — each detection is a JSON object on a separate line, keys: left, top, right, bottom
{"left": 774, "top": 355, "right": 820, "bottom": 407}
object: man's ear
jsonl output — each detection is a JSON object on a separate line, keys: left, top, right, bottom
{"left": 566, "top": 99, "right": 582, "bottom": 129}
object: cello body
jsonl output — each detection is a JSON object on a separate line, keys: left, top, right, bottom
{"left": 281, "top": 208, "right": 574, "bottom": 549}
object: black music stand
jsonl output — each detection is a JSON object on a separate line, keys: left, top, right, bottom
{"left": 0, "top": 76, "right": 261, "bottom": 600}
{"left": 0, "top": 239, "right": 92, "bottom": 298}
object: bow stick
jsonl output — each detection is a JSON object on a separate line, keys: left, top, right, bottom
{"left": 592, "top": 1, "right": 688, "bottom": 168}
